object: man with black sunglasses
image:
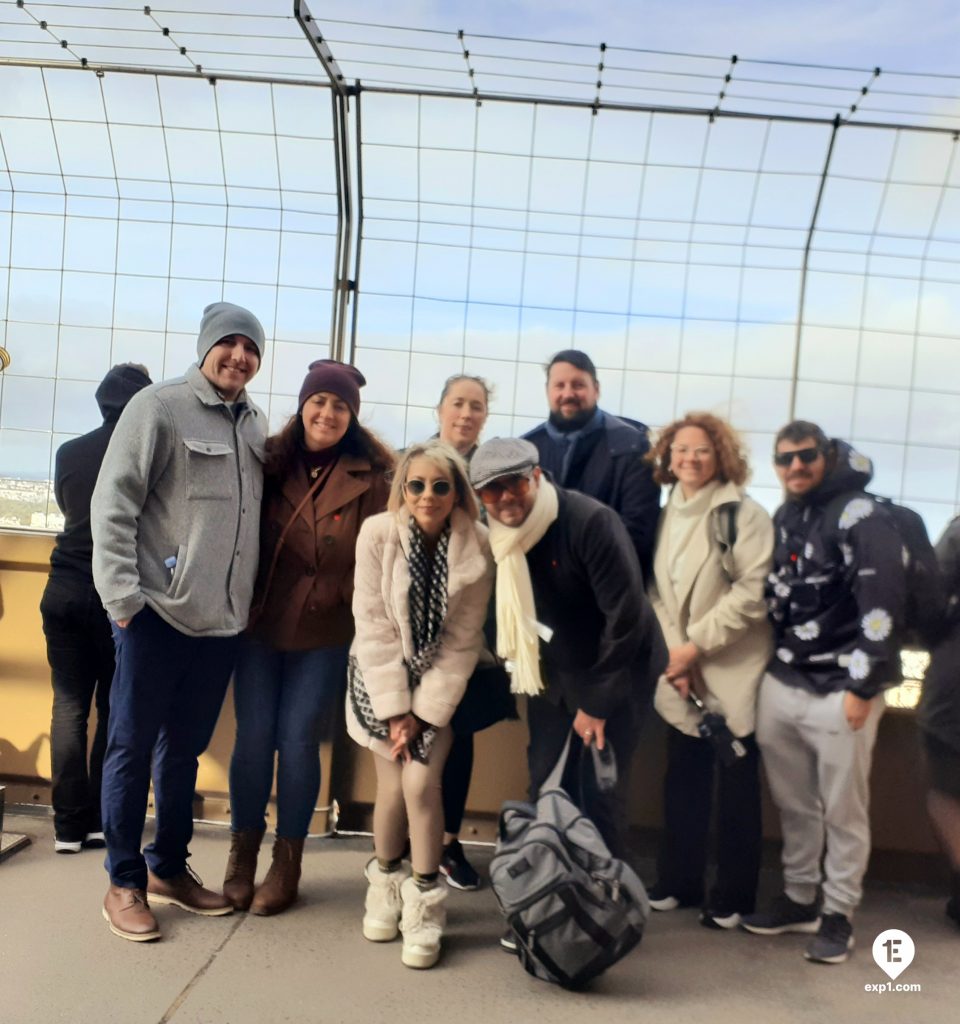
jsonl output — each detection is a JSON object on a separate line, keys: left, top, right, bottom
{"left": 741, "top": 420, "right": 905, "bottom": 965}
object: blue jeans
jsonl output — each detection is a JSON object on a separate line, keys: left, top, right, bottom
{"left": 229, "top": 637, "right": 348, "bottom": 839}
{"left": 102, "top": 606, "right": 238, "bottom": 888}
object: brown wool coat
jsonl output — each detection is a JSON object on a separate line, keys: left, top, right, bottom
{"left": 247, "top": 453, "right": 390, "bottom": 651}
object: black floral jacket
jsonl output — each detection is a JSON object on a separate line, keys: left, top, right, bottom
{"left": 766, "top": 440, "right": 906, "bottom": 699}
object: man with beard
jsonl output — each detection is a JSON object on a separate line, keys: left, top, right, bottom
{"left": 741, "top": 420, "right": 905, "bottom": 965}
{"left": 523, "top": 350, "right": 660, "bottom": 580}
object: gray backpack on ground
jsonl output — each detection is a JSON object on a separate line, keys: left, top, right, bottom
{"left": 489, "top": 734, "right": 650, "bottom": 989}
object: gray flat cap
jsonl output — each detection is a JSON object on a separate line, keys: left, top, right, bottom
{"left": 470, "top": 437, "right": 540, "bottom": 489}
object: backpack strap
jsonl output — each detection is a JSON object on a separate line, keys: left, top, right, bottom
{"left": 711, "top": 501, "right": 740, "bottom": 581}
{"left": 540, "top": 730, "right": 618, "bottom": 798}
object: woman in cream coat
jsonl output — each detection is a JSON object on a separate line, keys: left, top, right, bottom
{"left": 346, "top": 440, "right": 493, "bottom": 970}
{"left": 645, "top": 412, "right": 774, "bottom": 930}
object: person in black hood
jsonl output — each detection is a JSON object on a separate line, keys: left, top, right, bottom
{"left": 741, "top": 421, "right": 905, "bottom": 965}
{"left": 40, "top": 362, "right": 152, "bottom": 854}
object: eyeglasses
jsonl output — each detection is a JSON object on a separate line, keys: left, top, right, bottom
{"left": 404, "top": 478, "right": 453, "bottom": 497}
{"left": 774, "top": 447, "right": 821, "bottom": 468}
{"left": 670, "top": 444, "right": 714, "bottom": 458}
{"left": 477, "top": 474, "right": 532, "bottom": 502}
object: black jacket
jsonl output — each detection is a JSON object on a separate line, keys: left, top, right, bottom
{"left": 49, "top": 365, "right": 151, "bottom": 583}
{"left": 766, "top": 440, "right": 905, "bottom": 699}
{"left": 525, "top": 486, "right": 667, "bottom": 719}
{"left": 524, "top": 412, "right": 661, "bottom": 581}
{"left": 917, "top": 516, "right": 960, "bottom": 751}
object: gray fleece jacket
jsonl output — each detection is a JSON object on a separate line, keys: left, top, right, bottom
{"left": 91, "top": 364, "right": 266, "bottom": 637}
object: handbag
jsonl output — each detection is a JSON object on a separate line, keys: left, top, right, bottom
{"left": 450, "top": 659, "right": 517, "bottom": 735}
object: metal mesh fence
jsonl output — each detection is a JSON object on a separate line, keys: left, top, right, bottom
{"left": 1, "top": 0, "right": 958, "bottom": 539}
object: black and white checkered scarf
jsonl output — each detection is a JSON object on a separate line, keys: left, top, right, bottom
{"left": 349, "top": 518, "right": 450, "bottom": 763}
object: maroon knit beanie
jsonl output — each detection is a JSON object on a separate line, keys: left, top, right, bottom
{"left": 297, "top": 359, "right": 366, "bottom": 416}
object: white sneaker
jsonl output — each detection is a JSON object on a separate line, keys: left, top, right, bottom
{"left": 362, "top": 858, "right": 410, "bottom": 942}
{"left": 55, "top": 838, "right": 82, "bottom": 854}
{"left": 84, "top": 831, "right": 106, "bottom": 848}
{"left": 399, "top": 876, "right": 446, "bottom": 969}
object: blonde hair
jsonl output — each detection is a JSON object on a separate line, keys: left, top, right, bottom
{"left": 387, "top": 439, "right": 480, "bottom": 520}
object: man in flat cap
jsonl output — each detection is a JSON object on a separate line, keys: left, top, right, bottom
{"left": 471, "top": 438, "right": 665, "bottom": 889}
{"left": 92, "top": 302, "right": 267, "bottom": 941}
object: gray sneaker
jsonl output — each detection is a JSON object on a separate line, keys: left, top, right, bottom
{"left": 805, "top": 913, "right": 854, "bottom": 964}
{"left": 740, "top": 893, "right": 820, "bottom": 935}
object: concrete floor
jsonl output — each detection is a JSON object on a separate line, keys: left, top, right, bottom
{"left": 1, "top": 810, "right": 956, "bottom": 1024}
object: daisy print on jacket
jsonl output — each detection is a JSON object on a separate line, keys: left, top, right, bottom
{"left": 862, "top": 608, "right": 893, "bottom": 643}
{"left": 793, "top": 620, "right": 820, "bottom": 642}
{"left": 838, "top": 498, "right": 874, "bottom": 530}
{"left": 848, "top": 648, "right": 871, "bottom": 681}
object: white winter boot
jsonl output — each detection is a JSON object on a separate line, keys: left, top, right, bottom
{"left": 399, "top": 876, "right": 447, "bottom": 969}
{"left": 362, "top": 858, "right": 411, "bottom": 942}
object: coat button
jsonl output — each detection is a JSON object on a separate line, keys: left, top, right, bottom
{"left": 323, "top": 535, "right": 335, "bottom": 546}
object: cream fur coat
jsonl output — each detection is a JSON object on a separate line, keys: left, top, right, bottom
{"left": 346, "top": 506, "right": 494, "bottom": 758}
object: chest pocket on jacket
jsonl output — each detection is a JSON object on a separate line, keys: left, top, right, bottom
{"left": 183, "top": 439, "right": 235, "bottom": 500}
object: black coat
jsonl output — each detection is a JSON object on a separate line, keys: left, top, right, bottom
{"left": 918, "top": 516, "right": 960, "bottom": 752}
{"left": 525, "top": 486, "right": 667, "bottom": 719}
{"left": 766, "top": 440, "right": 906, "bottom": 699}
{"left": 49, "top": 365, "right": 151, "bottom": 584}
{"left": 524, "top": 412, "right": 661, "bottom": 581}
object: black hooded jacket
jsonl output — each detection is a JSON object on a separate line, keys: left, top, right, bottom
{"left": 766, "top": 440, "right": 906, "bottom": 699}
{"left": 49, "top": 365, "right": 151, "bottom": 582}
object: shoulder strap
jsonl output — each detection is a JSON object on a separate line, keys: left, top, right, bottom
{"left": 711, "top": 501, "right": 740, "bottom": 582}
{"left": 712, "top": 501, "right": 740, "bottom": 551}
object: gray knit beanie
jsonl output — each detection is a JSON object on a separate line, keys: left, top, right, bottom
{"left": 196, "top": 302, "right": 266, "bottom": 366}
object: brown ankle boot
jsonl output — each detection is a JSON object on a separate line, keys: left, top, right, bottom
{"left": 250, "top": 836, "right": 304, "bottom": 916}
{"left": 222, "top": 827, "right": 265, "bottom": 911}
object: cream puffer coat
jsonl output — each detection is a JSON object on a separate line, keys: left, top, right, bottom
{"left": 346, "top": 506, "right": 494, "bottom": 759}
{"left": 649, "top": 480, "right": 774, "bottom": 739}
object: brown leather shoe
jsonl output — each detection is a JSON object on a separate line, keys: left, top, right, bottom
{"left": 250, "top": 836, "right": 304, "bottom": 916}
{"left": 148, "top": 866, "right": 233, "bottom": 916}
{"left": 223, "top": 827, "right": 265, "bottom": 911}
{"left": 102, "top": 886, "right": 161, "bottom": 942}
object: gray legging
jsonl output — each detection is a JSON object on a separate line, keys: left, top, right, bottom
{"left": 372, "top": 725, "right": 454, "bottom": 875}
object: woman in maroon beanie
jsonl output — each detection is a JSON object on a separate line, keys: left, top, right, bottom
{"left": 223, "top": 359, "right": 393, "bottom": 915}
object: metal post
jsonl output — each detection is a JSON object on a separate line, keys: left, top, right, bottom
{"left": 789, "top": 115, "right": 840, "bottom": 419}
{"left": 348, "top": 83, "right": 364, "bottom": 364}
{"left": 294, "top": 0, "right": 353, "bottom": 361}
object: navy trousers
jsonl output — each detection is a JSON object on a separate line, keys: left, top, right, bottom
{"left": 101, "top": 606, "right": 238, "bottom": 889}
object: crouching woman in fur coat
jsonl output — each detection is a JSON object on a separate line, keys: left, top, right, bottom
{"left": 346, "top": 439, "right": 494, "bottom": 969}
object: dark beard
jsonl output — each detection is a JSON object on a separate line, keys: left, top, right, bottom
{"left": 548, "top": 406, "right": 595, "bottom": 433}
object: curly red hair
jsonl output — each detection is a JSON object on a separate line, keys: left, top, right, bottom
{"left": 647, "top": 412, "right": 749, "bottom": 486}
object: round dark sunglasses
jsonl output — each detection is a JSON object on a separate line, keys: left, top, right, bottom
{"left": 774, "top": 447, "right": 821, "bottom": 467}
{"left": 404, "top": 479, "right": 453, "bottom": 497}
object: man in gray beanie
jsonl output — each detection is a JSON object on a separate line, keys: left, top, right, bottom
{"left": 92, "top": 302, "right": 267, "bottom": 942}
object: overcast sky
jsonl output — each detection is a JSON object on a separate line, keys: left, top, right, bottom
{"left": 333, "top": 0, "right": 959, "bottom": 73}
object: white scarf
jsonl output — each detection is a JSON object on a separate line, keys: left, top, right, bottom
{"left": 487, "top": 478, "right": 560, "bottom": 696}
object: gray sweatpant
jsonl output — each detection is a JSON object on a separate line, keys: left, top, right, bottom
{"left": 756, "top": 672, "right": 885, "bottom": 917}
